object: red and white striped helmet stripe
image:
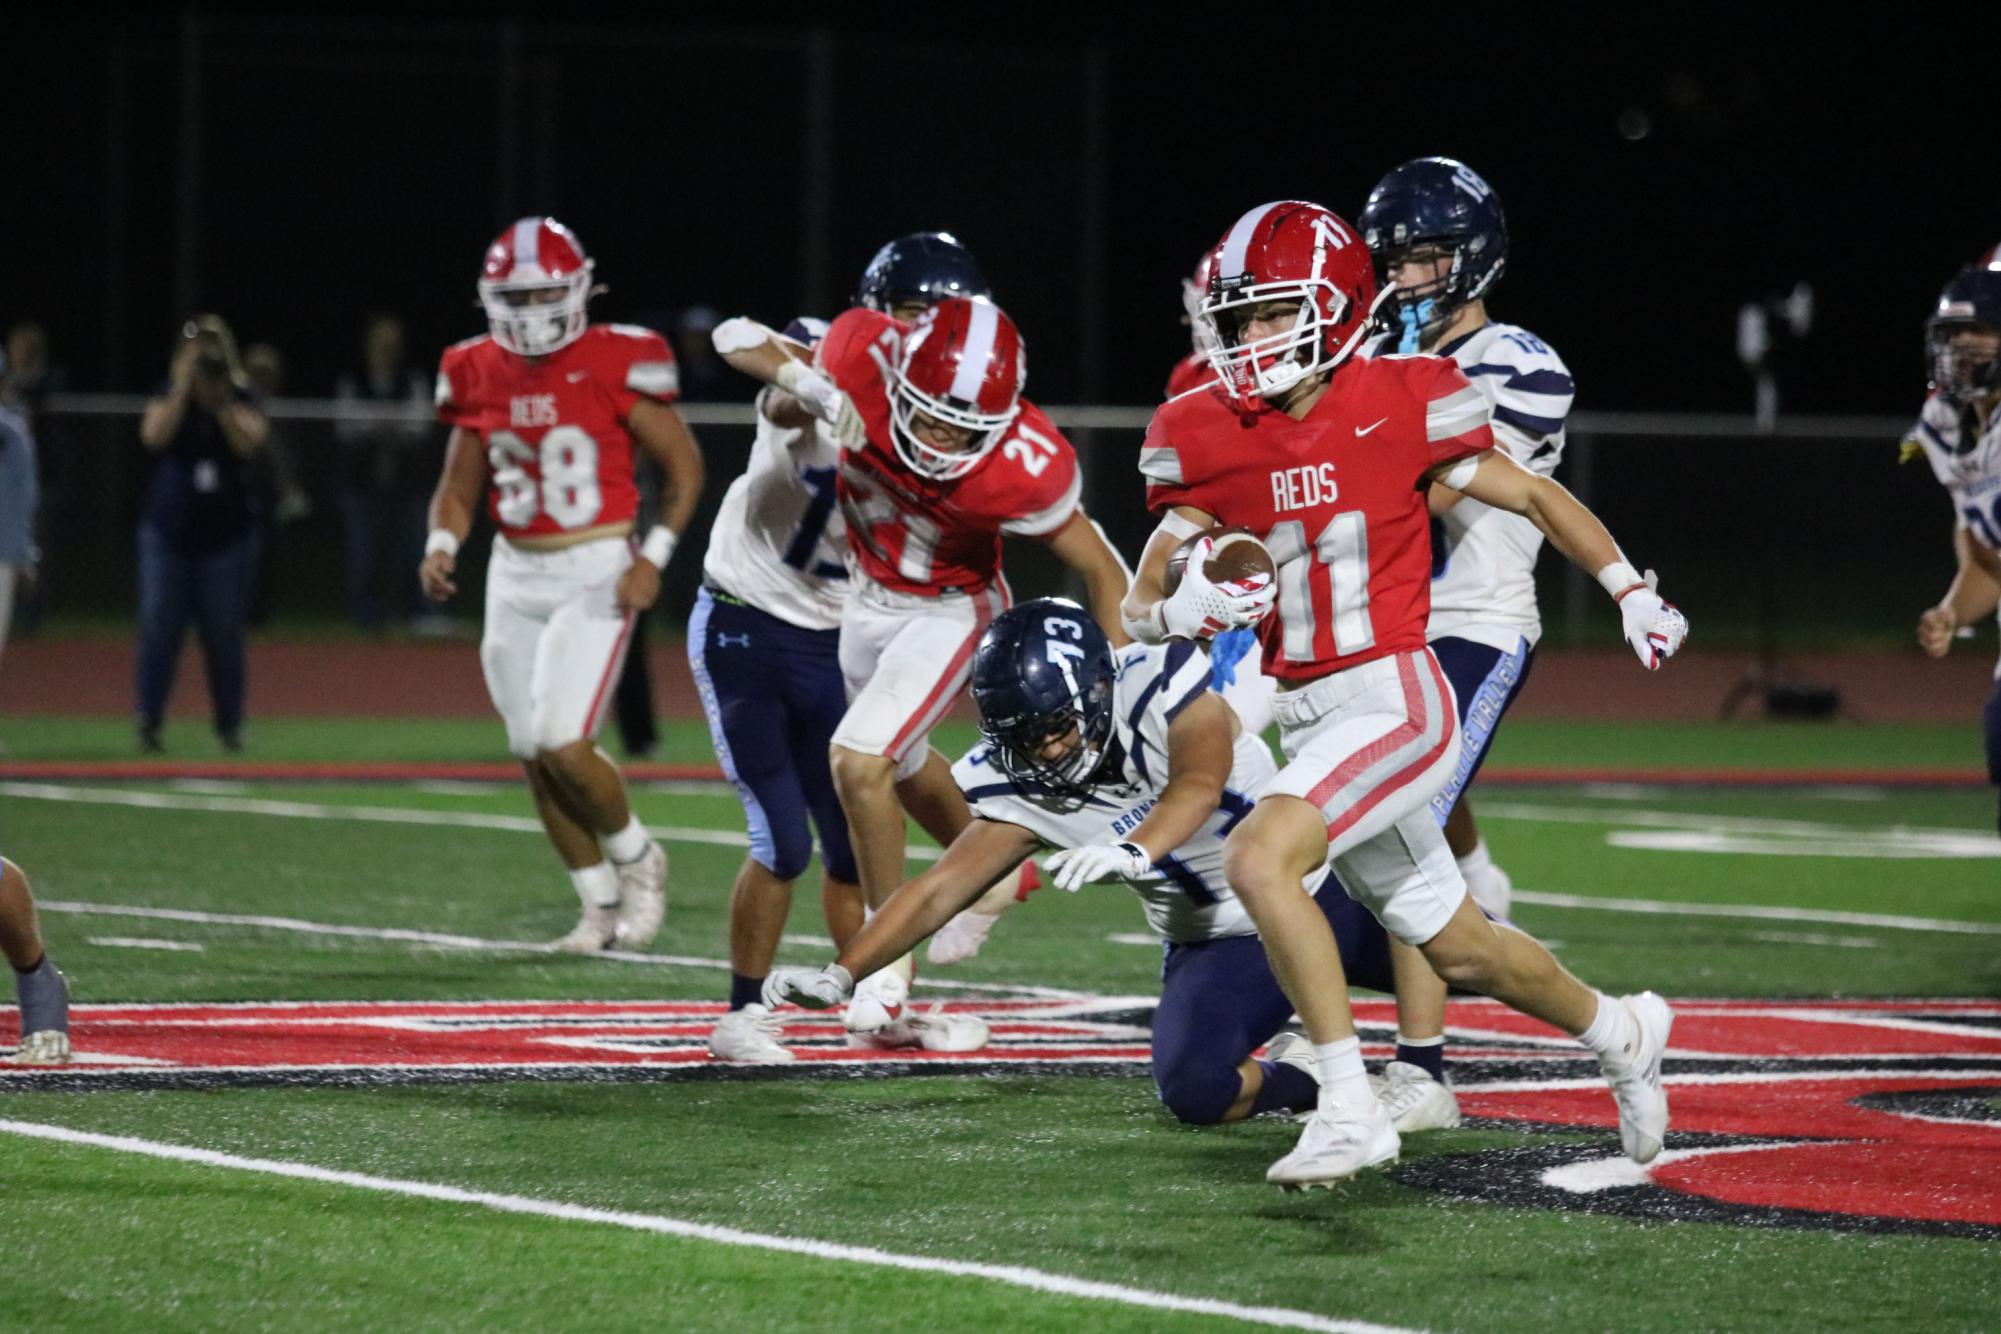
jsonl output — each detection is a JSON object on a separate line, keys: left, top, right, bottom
{"left": 950, "top": 301, "right": 1000, "bottom": 403}
{"left": 511, "top": 218, "right": 542, "bottom": 273}
{"left": 1218, "top": 202, "right": 1281, "bottom": 280}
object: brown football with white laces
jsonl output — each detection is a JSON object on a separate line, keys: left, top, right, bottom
{"left": 1162, "top": 525, "right": 1275, "bottom": 596}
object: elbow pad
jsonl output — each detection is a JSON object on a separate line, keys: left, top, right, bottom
{"left": 711, "top": 317, "right": 770, "bottom": 356}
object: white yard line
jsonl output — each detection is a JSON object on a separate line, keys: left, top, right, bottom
{"left": 39, "top": 900, "right": 1082, "bottom": 999}
{"left": 0, "top": 781, "right": 944, "bottom": 861}
{"left": 85, "top": 936, "right": 208, "bottom": 953}
{"left": 1479, "top": 799, "right": 1991, "bottom": 844}
{"left": 0, "top": 1118, "right": 1422, "bottom": 1334}
{"left": 1508, "top": 890, "right": 2001, "bottom": 937}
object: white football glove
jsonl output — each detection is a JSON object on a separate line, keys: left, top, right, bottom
{"left": 761, "top": 963, "right": 854, "bottom": 1011}
{"left": 1159, "top": 538, "right": 1276, "bottom": 642}
{"left": 1616, "top": 572, "right": 1689, "bottom": 670}
{"left": 775, "top": 360, "right": 866, "bottom": 448}
{"left": 1044, "top": 841, "right": 1153, "bottom": 892}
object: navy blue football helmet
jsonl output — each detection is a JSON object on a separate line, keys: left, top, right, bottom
{"left": 1358, "top": 157, "right": 1508, "bottom": 352}
{"left": 854, "top": 231, "right": 992, "bottom": 314}
{"left": 969, "top": 598, "right": 1116, "bottom": 799}
{"left": 1926, "top": 260, "right": 2001, "bottom": 405}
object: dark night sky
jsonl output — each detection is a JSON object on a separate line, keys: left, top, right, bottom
{"left": 4, "top": 12, "right": 1992, "bottom": 416}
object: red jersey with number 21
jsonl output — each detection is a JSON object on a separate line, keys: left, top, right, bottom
{"left": 818, "top": 307, "right": 1081, "bottom": 596}
{"left": 1141, "top": 353, "right": 1493, "bottom": 681}
{"left": 435, "top": 324, "right": 680, "bottom": 540}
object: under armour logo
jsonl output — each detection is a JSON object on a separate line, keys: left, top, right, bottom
{"left": 716, "top": 633, "right": 751, "bottom": 648}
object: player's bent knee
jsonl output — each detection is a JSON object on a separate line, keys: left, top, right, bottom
{"left": 1155, "top": 1061, "right": 1240, "bottom": 1126}
{"left": 829, "top": 745, "right": 895, "bottom": 799}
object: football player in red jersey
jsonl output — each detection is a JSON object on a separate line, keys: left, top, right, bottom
{"left": 420, "top": 217, "right": 704, "bottom": 953}
{"left": 715, "top": 296, "right": 1131, "bottom": 1050}
{"left": 1122, "top": 201, "right": 1689, "bottom": 1188}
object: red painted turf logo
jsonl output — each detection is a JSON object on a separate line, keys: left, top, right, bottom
{"left": 8, "top": 996, "right": 1997, "bottom": 1238}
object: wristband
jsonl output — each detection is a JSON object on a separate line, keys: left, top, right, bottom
{"left": 774, "top": 359, "right": 810, "bottom": 395}
{"left": 425, "top": 529, "right": 460, "bottom": 559}
{"left": 1595, "top": 559, "right": 1645, "bottom": 600}
{"left": 639, "top": 526, "right": 676, "bottom": 570}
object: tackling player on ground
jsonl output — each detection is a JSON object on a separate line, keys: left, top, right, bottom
{"left": 1343, "top": 156, "right": 1578, "bottom": 1130}
{"left": 1908, "top": 249, "right": 2001, "bottom": 831}
{"left": 421, "top": 217, "right": 701, "bottom": 952}
{"left": 714, "top": 292, "right": 1130, "bottom": 1052}
{"left": 1125, "top": 200, "right": 1687, "bottom": 1187}
{"left": 3, "top": 856, "right": 70, "bottom": 1065}
{"left": 766, "top": 599, "right": 1409, "bottom": 1126}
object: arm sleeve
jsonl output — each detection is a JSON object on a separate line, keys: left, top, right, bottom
{"left": 1139, "top": 407, "right": 1195, "bottom": 515}
{"left": 605, "top": 328, "right": 681, "bottom": 415}
{"left": 1418, "top": 358, "right": 1495, "bottom": 473}
{"left": 1000, "top": 429, "right": 1083, "bottom": 538}
{"left": 434, "top": 349, "right": 469, "bottom": 428}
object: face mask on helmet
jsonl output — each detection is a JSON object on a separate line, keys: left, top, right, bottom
{"left": 982, "top": 694, "right": 1113, "bottom": 797}
{"left": 1928, "top": 320, "right": 2001, "bottom": 405}
{"left": 889, "top": 381, "right": 1014, "bottom": 480}
{"left": 481, "top": 271, "right": 592, "bottom": 357}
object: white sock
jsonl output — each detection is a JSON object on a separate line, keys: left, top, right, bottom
{"left": 1455, "top": 837, "right": 1493, "bottom": 883}
{"left": 1578, "top": 991, "right": 1639, "bottom": 1064}
{"left": 570, "top": 862, "right": 621, "bottom": 908}
{"left": 1312, "top": 1037, "right": 1374, "bottom": 1113}
{"left": 604, "top": 816, "right": 651, "bottom": 865}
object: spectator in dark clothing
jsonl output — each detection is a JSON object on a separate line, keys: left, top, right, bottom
{"left": 135, "top": 315, "right": 268, "bottom": 753}
{"left": 333, "top": 314, "right": 439, "bottom": 631}
{"left": 1, "top": 321, "right": 68, "bottom": 418}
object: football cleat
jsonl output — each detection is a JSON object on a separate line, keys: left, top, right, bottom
{"left": 1598, "top": 990, "right": 1674, "bottom": 1164}
{"left": 1370, "top": 1061, "right": 1463, "bottom": 1133}
{"left": 843, "top": 968, "right": 909, "bottom": 1034}
{"left": 551, "top": 902, "right": 621, "bottom": 954}
{"left": 848, "top": 1005, "right": 990, "bottom": 1053}
{"left": 926, "top": 907, "right": 1001, "bottom": 966}
{"left": 707, "top": 1004, "right": 796, "bottom": 1064}
{"left": 1267, "top": 1100, "right": 1400, "bottom": 1190}
{"left": 5, "top": 1030, "right": 71, "bottom": 1065}
{"left": 612, "top": 841, "right": 668, "bottom": 949}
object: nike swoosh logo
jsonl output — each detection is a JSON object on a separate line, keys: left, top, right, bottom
{"left": 1354, "top": 418, "right": 1388, "bottom": 437}
{"left": 567, "top": 371, "right": 589, "bottom": 383}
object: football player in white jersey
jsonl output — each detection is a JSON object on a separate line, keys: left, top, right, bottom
{"left": 1909, "top": 253, "right": 2001, "bottom": 831}
{"left": 763, "top": 599, "right": 1415, "bottom": 1128}
{"left": 1345, "top": 158, "right": 1580, "bottom": 1129}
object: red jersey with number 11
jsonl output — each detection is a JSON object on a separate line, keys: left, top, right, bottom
{"left": 435, "top": 324, "right": 680, "bottom": 540}
{"left": 1140, "top": 354, "right": 1492, "bottom": 681}
{"left": 818, "top": 307, "right": 1081, "bottom": 596}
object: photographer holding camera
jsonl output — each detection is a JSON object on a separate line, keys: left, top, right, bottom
{"left": 135, "top": 314, "right": 269, "bottom": 753}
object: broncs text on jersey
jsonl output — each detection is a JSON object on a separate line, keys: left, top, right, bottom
{"left": 1271, "top": 462, "right": 1339, "bottom": 513}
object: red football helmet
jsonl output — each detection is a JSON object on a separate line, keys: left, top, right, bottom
{"left": 1180, "top": 250, "right": 1218, "bottom": 359}
{"left": 478, "top": 216, "right": 594, "bottom": 356}
{"left": 890, "top": 297, "right": 1024, "bottom": 480}
{"left": 1197, "top": 201, "right": 1382, "bottom": 406}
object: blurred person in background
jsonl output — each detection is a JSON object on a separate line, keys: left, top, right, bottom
{"left": 135, "top": 315, "right": 269, "bottom": 753}
{"left": 335, "top": 313, "right": 442, "bottom": 632}
{"left": 0, "top": 354, "right": 38, "bottom": 684}
{"left": 0, "top": 320, "right": 68, "bottom": 418}
{"left": 1908, "top": 251, "right": 2001, "bottom": 833}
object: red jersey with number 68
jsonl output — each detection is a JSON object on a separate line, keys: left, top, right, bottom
{"left": 818, "top": 307, "right": 1081, "bottom": 596}
{"left": 434, "top": 324, "right": 680, "bottom": 540}
{"left": 1141, "top": 353, "right": 1493, "bottom": 681}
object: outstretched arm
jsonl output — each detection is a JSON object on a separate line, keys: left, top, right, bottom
{"left": 712, "top": 317, "right": 863, "bottom": 444}
{"left": 763, "top": 818, "right": 1041, "bottom": 1008}
{"left": 1446, "top": 449, "right": 1689, "bottom": 668}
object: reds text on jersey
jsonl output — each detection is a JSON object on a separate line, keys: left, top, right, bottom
{"left": 1140, "top": 354, "right": 1492, "bottom": 680}
{"left": 435, "top": 324, "right": 679, "bottom": 541}
{"left": 816, "top": 308, "right": 1081, "bottom": 596}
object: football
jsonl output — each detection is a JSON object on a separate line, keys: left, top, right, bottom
{"left": 1162, "top": 525, "right": 1276, "bottom": 596}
